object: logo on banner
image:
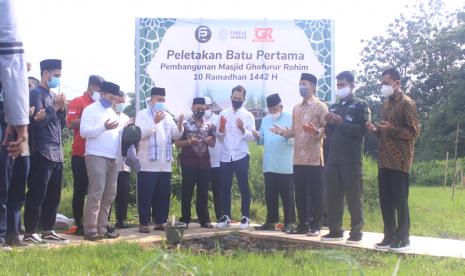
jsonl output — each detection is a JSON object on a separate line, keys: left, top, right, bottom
{"left": 195, "top": 25, "right": 212, "bottom": 43}
{"left": 252, "top": 28, "right": 274, "bottom": 42}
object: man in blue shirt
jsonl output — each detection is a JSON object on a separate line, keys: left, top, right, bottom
{"left": 253, "top": 93, "right": 296, "bottom": 232}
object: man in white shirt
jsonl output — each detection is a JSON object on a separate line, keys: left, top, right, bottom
{"left": 216, "top": 85, "right": 256, "bottom": 229}
{"left": 80, "top": 81, "right": 122, "bottom": 241}
{"left": 135, "top": 87, "right": 183, "bottom": 233}
{"left": 203, "top": 96, "right": 222, "bottom": 221}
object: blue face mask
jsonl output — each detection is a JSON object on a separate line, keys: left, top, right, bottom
{"left": 153, "top": 102, "right": 166, "bottom": 111}
{"left": 48, "top": 77, "right": 60, "bottom": 89}
{"left": 99, "top": 98, "right": 112, "bottom": 109}
{"left": 299, "top": 85, "right": 309, "bottom": 98}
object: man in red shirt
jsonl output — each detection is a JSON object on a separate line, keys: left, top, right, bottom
{"left": 66, "top": 75, "right": 103, "bottom": 235}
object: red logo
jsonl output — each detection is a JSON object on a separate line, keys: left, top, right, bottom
{"left": 252, "top": 28, "right": 274, "bottom": 42}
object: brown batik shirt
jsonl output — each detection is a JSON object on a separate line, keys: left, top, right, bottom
{"left": 377, "top": 91, "right": 420, "bottom": 173}
{"left": 286, "top": 97, "right": 328, "bottom": 166}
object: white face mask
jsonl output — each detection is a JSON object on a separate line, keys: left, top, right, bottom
{"left": 205, "top": 109, "right": 212, "bottom": 118}
{"left": 271, "top": 112, "right": 282, "bottom": 121}
{"left": 336, "top": 86, "right": 351, "bottom": 99}
{"left": 381, "top": 85, "right": 394, "bottom": 98}
{"left": 91, "top": 91, "right": 100, "bottom": 101}
{"left": 114, "top": 103, "right": 125, "bottom": 113}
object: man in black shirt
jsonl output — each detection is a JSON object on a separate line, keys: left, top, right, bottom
{"left": 321, "top": 71, "right": 371, "bottom": 244}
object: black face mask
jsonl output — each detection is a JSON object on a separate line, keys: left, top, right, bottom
{"left": 194, "top": 111, "right": 205, "bottom": 119}
{"left": 232, "top": 100, "right": 243, "bottom": 109}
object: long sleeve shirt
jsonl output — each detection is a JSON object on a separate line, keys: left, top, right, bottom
{"left": 216, "top": 107, "right": 256, "bottom": 163}
{"left": 325, "top": 97, "right": 370, "bottom": 165}
{"left": 135, "top": 108, "right": 183, "bottom": 172}
{"left": 0, "top": 0, "right": 29, "bottom": 126}
{"left": 377, "top": 92, "right": 420, "bottom": 173}
{"left": 29, "top": 86, "right": 65, "bottom": 162}
{"left": 258, "top": 112, "right": 294, "bottom": 174}
{"left": 285, "top": 97, "right": 328, "bottom": 166}
{"left": 80, "top": 101, "right": 122, "bottom": 159}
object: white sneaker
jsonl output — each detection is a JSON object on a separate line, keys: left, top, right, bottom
{"left": 216, "top": 215, "right": 231, "bottom": 228}
{"left": 239, "top": 216, "right": 250, "bottom": 230}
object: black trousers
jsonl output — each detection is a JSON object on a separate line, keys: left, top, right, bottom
{"left": 180, "top": 165, "right": 211, "bottom": 225}
{"left": 264, "top": 172, "right": 296, "bottom": 225}
{"left": 378, "top": 168, "right": 410, "bottom": 242}
{"left": 24, "top": 152, "right": 62, "bottom": 233}
{"left": 293, "top": 165, "right": 323, "bottom": 231}
{"left": 326, "top": 164, "right": 364, "bottom": 238}
{"left": 71, "top": 155, "right": 88, "bottom": 226}
{"left": 109, "top": 171, "right": 131, "bottom": 222}
{"left": 210, "top": 167, "right": 222, "bottom": 221}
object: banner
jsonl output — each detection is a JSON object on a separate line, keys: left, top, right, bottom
{"left": 136, "top": 18, "right": 334, "bottom": 115}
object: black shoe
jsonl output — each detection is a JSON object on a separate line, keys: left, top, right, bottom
{"left": 375, "top": 239, "right": 393, "bottom": 249}
{"left": 42, "top": 231, "right": 69, "bottom": 244}
{"left": 389, "top": 240, "right": 411, "bottom": 252}
{"left": 153, "top": 224, "right": 164, "bottom": 231}
{"left": 346, "top": 235, "right": 362, "bottom": 244}
{"left": 106, "top": 226, "right": 115, "bottom": 233}
{"left": 286, "top": 224, "right": 308, "bottom": 234}
{"left": 200, "top": 222, "right": 214, "bottom": 229}
{"left": 23, "top": 233, "right": 47, "bottom": 244}
{"left": 321, "top": 232, "right": 344, "bottom": 241}
{"left": 254, "top": 223, "right": 276, "bottom": 231}
{"left": 115, "top": 221, "right": 130, "bottom": 229}
{"left": 103, "top": 231, "right": 120, "bottom": 239}
{"left": 6, "top": 236, "right": 30, "bottom": 247}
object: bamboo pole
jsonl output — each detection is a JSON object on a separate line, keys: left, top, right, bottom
{"left": 444, "top": 151, "right": 449, "bottom": 188}
{"left": 451, "top": 123, "right": 460, "bottom": 201}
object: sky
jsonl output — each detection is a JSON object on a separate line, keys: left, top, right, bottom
{"left": 14, "top": 0, "right": 464, "bottom": 100}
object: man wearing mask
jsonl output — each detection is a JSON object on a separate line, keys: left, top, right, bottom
{"left": 216, "top": 85, "right": 256, "bottom": 230}
{"left": 321, "top": 71, "right": 370, "bottom": 244}
{"left": 110, "top": 91, "right": 132, "bottom": 229}
{"left": 135, "top": 87, "right": 183, "bottom": 233}
{"left": 253, "top": 93, "right": 296, "bottom": 232}
{"left": 176, "top": 97, "right": 215, "bottom": 229}
{"left": 80, "top": 81, "right": 122, "bottom": 241}
{"left": 66, "top": 75, "right": 104, "bottom": 235}
{"left": 277, "top": 73, "right": 328, "bottom": 236}
{"left": 366, "top": 68, "right": 419, "bottom": 252}
{"left": 24, "top": 59, "right": 67, "bottom": 244}
{"left": 203, "top": 97, "right": 222, "bottom": 221}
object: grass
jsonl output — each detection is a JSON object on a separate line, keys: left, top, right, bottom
{"left": 1, "top": 242, "right": 465, "bottom": 275}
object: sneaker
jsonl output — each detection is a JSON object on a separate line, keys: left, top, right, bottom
{"left": 389, "top": 240, "right": 411, "bottom": 252}
{"left": 346, "top": 236, "right": 362, "bottom": 244}
{"left": 239, "top": 216, "right": 250, "bottom": 230}
{"left": 6, "top": 236, "right": 30, "bottom": 247}
{"left": 375, "top": 239, "right": 393, "bottom": 249}
{"left": 23, "top": 233, "right": 47, "bottom": 244}
{"left": 42, "top": 231, "right": 69, "bottom": 244}
{"left": 307, "top": 229, "right": 321, "bottom": 237}
{"left": 321, "top": 232, "right": 344, "bottom": 241}
{"left": 216, "top": 215, "right": 231, "bottom": 228}
{"left": 254, "top": 223, "right": 276, "bottom": 231}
